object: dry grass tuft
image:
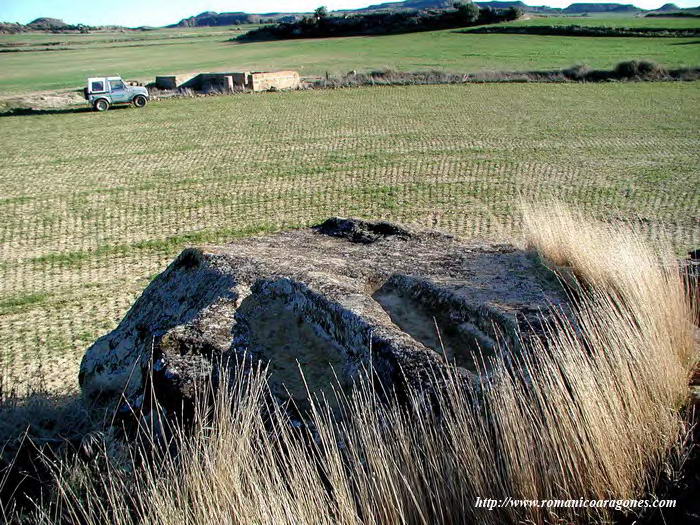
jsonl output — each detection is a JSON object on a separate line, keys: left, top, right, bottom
{"left": 522, "top": 201, "right": 696, "bottom": 370}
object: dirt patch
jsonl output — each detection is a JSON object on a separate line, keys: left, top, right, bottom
{"left": 0, "top": 90, "right": 84, "bottom": 113}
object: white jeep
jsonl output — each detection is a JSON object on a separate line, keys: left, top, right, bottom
{"left": 84, "top": 77, "right": 149, "bottom": 112}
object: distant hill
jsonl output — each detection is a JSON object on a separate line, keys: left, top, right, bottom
{"left": 27, "top": 17, "right": 72, "bottom": 29}
{"left": 645, "top": 3, "right": 700, "bottom": 17}
{"left": 476, "top": 1, "right": 528, "bottom": 7}
{"left": 351, "top": 0, "right": 453, "bottom": 11}
{"left": 347, "top": 0, "right": 557, "bottom": 13}
{"left": 5, "top": 2, "right": 700, "bottom": 32}
{"left": 562, "top": 3, "right": 640, "bottom": 13}
{"left": 168, "top": 11, "right": 305, "bottom": 28}
{"left": 656, "top": 3, "right": 681, "bottom": 10}
{"left": 171, "top": 11, "right": 251, "bottom": 27}
{"left": 175, "top": 2, "right": 692, "bottom": 27}
{"left": 341, "top": 1, "right": 653, "bottom": 16}
{"left": 476, "top": 1, "right": 558, "bottom": 13}
{"left": 169, "top": 4, "right": 464, "bottom": 27}
{"left": 0, "top": 17, "right": 93, "bottom": 33}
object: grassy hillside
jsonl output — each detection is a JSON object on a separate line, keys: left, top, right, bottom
{"left": 0, "top": 82, "right": 697, "bottom": 391}
{"left": 0, "top": 21, "right": 699, "bottom": 93}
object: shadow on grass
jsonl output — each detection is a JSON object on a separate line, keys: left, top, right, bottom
{"left": 0, "top": 381, "right": 92, "bottom": 520}
{"left": 0, "top": 105, "right": 131, "bottom": 118}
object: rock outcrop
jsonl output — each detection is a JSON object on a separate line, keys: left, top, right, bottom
{"left": 80, "top": 218, "right": 570, "bottom": 419}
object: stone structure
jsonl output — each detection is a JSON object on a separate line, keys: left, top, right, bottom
{"left": 154, "top": 75, "right": 188, "bottom": 90}
{"left": 80, "top": 218, "right": 570, "bottom": 418}
{"left": 247, "top": 71, "right": 300, "bottom": 92}
{"left": 155, "top": 70, "right": 300, "bottom": 92}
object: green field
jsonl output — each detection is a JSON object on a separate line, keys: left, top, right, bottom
{"left": 0, "top": 25, "right": 246, "bottom": 44}
{"left": 0, "top": 82, "right": 698, "bottom": 390}
{"left": 1, "top": 18, "right": 699, "bottom": 93}
{"left": 507, "top": 14, "right": 700, "bottom": 28}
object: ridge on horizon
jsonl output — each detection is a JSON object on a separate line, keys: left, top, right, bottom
{"left": 159, "top": 1, "right": 700, "bottom": 29}
{"left": 2, "top": 0, "right": 698, "bottom": 30}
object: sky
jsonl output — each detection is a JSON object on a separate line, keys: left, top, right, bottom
{"left": 0, "top": 0, "right": 697, "bottom": 27}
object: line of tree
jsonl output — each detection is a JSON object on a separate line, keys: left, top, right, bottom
{"left": 235, "top": 3, "right": 523, "bottom": 42}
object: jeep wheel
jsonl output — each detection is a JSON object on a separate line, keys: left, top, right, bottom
{"left": 133, "top": 95, "right": 147, "bottom": 108}
{"left": 94, "top": 99, "right": 109, "bottom": 112}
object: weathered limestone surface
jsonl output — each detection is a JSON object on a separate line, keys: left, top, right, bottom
{"left": 79, "top": 218, "right": 569, "bottom": 415}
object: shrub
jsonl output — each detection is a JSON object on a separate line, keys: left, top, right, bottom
{"left": 614, "top": 60, "right": 670, "bottom": 79}
{"left": 454, "top": 2, "right": 480, "bottom": 24}
{"left": 562, "top": 63, "right": 592, "bottom": 80}
{"left": 505, "top": 6, "right": 524, "bottom": 21}
{"left": 314, "top": 6, "right": 329, "bottom": 20}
